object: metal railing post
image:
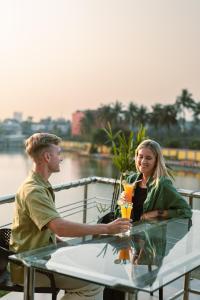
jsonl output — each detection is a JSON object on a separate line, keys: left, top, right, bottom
{"left": 24, "top": 265, "right": 35, "bottom": 300}
{"left": 83, "top": 184, "right": 88, "bottom": 224}
{"left": 189, "top": 195, "right": 193, "bottom": 208}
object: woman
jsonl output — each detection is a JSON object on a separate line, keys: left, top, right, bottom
{"left": 126, "top": 139, "right": 192, "bottom": 221}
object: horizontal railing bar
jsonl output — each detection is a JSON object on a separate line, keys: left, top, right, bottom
{"left": 57, "top": 198, "right": 110, "bottom": 213}
{"left": 0, "top": 222, "right": 12, "bottom": 228}
{"left": 0, "top": 177, "right": 97, "bottom": 204}
{"left": 57, "top": 197, "right": 111, "bottom": 212}
{"left": 177, "top": 188, "right": 200, "bottom": 198}
{"left": 53, "top": 177, "right": 97, "bottom": 192}
{"left": 0, "top": 176, "right": 200, "bottom": 206}
{"left": 58, "top": 202, "right": 95, "bottom": 214}
{"left": 95, "top": 177, "right": 119, "bottom": 185}
{"left": 57, "top": 199, "right": 95, "bottom": 210}
{"left": 56, "top": 197, "right": 96, "bottom": 210}
{"left": 0, "top": 194, "right": 15, "bottom": 204}
{"left": 61, "top": 206, "right": 96, "bottom": 219}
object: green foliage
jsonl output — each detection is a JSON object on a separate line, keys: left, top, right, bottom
{"left": 188, "top": 139, "right": 200, "bottom": 150}
{"left": 103, "top": 123, "right": 147, "bottom": 216}
{"left": 0, "top": 291, "right": 9, "bottom": 297}
{"left": 89, "top": 143, "right": 98, "bottom": 154}
{"left": 103, "top": 123, "right": 147, "bottom": 176}
{"left": 92, "top": 128, "right": 107, "bottom": 145}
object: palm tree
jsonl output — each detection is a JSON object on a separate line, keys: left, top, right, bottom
{"left": 136, "top": 105, "right": 149, "bottom": 127}
{"left": 175, "top": 89, "right": 195, "bottom": 132}
{"left": 125, "top": 102, "right": 138, "bottom": 130}
{"left": 81, "top": 110, "right": 95, "bottom": 141}
{"left": 161, "top": 104, "right": 178, "bottom": 130}
{"left": 149, "top": 103, "right": 178, "bottom": 133}
{"left": 111, "top": 101, "right": 123, "bottom": 128}
{"left": 149, "top": 104, "right": 163, "bottom": 129}
{"left": 192, "top": 101, "right": 200, "bottom": 123}
{"left": 97, "top": 104, "right": 114, "bottom": 128}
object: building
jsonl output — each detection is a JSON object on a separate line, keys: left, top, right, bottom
{"left": 71, "top": 111, "right": 85, "bottom": 136}
{"left": 13, "top": 112, "right": 23, "bottom": 123}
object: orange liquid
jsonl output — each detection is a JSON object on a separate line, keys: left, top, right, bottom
{"left": 121, "top": 205, "right": 132, "bottom": 219}
{"left": 123, "top": 183, "right": 134, "bottom": 202}
{"left": 118, "top": 248, "right": 130, "bottom": 260}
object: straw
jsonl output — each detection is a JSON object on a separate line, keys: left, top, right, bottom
{"left": 132, "top": 179, "right": 142, "bottom": 185}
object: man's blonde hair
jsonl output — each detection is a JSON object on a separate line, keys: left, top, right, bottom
{"left": 25, "top": 133, "right": 62, "bottom": 158}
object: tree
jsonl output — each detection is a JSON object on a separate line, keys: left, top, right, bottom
{"left": 111, "top": 101, "right": 124, "bottom": 128}
{"left": 175, "top": 89, "right": 195, "bottom": 132}
{"left": 149, "top": 104, "right": 164, "bottom": 129}
{"left": 192, "top": 101, "right": 200, "bottom": 123}
{"left": 136, "top": 105, "right": 149, "bottom": 126}
{"left": 161, "top": 104, "right": 178, "bottom": 130}
{"left": 80, "top": 110, "right": 96, "bottom": 141}
{"left": 97, "top": 104, "right": 114, "bottom": 128}
{"left": 125, "top": 102, "right": 138, "bottom": 130}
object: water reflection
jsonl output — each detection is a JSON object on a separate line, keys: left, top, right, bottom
{"left": 0, "top": 151, "right": 200, "bottom": 195}
{"left": 1, "top": 151, "right": 200, "bottom": 226}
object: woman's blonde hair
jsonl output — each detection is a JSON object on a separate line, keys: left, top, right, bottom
{"left": 135, "top": 139, "right": 170, "bottom": 184}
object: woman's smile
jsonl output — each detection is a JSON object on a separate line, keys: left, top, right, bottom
{"left": 136, "top": 148, "right": 156, "bottom": 177}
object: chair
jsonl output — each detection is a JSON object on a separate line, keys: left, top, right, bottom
{"left": 0, "top": 228, "right": 59, "bottom": 300}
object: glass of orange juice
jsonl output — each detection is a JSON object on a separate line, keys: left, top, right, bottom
{"left": 120, "top": 203, "right": 132, "bottom": 219}
{"left": 119, "top": 202, "right": 132, "bottom": 236}
{"left": 122, "top": 181, "right": 136, "bottom": 202}
{"left": 114, "top": 247, "right": 131, "bottom": 264}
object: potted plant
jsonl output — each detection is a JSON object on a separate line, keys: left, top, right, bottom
{"left": 97, "top": 123, "right": 147, "bottom": 221}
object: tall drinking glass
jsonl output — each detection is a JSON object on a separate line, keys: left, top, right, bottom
{"left": 118, "top": 180, "right": 139, "bottom": 235}
{"left": 123, "top": 181, "right": 136, "bottom": 202}
{"left": 114, "top": 247, "right": 132, "bottom": 264}
{"left": 120, "top": 203, "right": 132, "bottom": 219}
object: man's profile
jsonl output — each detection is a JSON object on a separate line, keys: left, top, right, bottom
{"left": 10, "top": 132, "right": 130, "bottom": 300}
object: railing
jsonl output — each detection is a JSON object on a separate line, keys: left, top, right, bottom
{"left": 0, "top": 176, "right": 200, "bottom": 229}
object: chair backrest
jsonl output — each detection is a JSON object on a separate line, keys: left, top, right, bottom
{"left": 0, "top": 228, "right": 12, "bottom": 275}
{"left": 0, "top": 228, "right": 11, "bottom": 250}
{"left": 0, "top": 228, "right": 59, "bottom": 300}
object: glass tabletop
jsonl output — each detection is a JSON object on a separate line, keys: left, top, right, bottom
{"left": 10, "top": 210, "right": 200, "bottom": 293}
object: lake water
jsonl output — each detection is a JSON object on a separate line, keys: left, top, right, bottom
{"left": 1, "top": 151, "right": 200, "bottom": 195}
{"left": 1, "top": 151, "right": 200, "bottom": 226}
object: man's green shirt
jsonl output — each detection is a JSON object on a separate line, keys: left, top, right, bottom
{"left": 10, "top": 171, "right": 60, "bottom": 283}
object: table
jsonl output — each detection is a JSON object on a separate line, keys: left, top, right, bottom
{"left": 10, "top": 210, "right": 200, "bottom": 300}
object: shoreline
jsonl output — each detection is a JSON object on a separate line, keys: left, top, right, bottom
{"left": 65, "top": 150, "right": 200, "bottom": 169}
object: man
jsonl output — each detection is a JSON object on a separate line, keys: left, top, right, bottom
{"left": 10, "top": 132, "right": 130, "bottom": 300}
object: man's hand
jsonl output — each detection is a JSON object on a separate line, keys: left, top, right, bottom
{"left": 106, "top": 218, "right": 131, "bottom": 234}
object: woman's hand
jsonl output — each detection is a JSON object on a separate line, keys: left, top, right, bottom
{"left": 118, "top": 191, "right": 126, "bottom": 202}
{"left": 141, "top": 210, "right": 168, "bottom": 220}
{"left": 140, "top": 210, "right": 158, "bottom": 220}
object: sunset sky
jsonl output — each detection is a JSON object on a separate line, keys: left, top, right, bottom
{"left": 0, "top": 0, "right": 200, "bottom": 121}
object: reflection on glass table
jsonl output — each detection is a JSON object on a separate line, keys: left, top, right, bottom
{"left": 10, "top": 210, "right": 200, "bottom": 300}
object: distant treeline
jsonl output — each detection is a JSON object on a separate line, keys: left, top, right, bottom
{"left": 79, "top": 89, "right": 200, "bottom": 150}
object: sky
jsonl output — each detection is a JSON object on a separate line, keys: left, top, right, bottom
{"left": 0, "top": 0, "right": 200, "bottom": 121}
